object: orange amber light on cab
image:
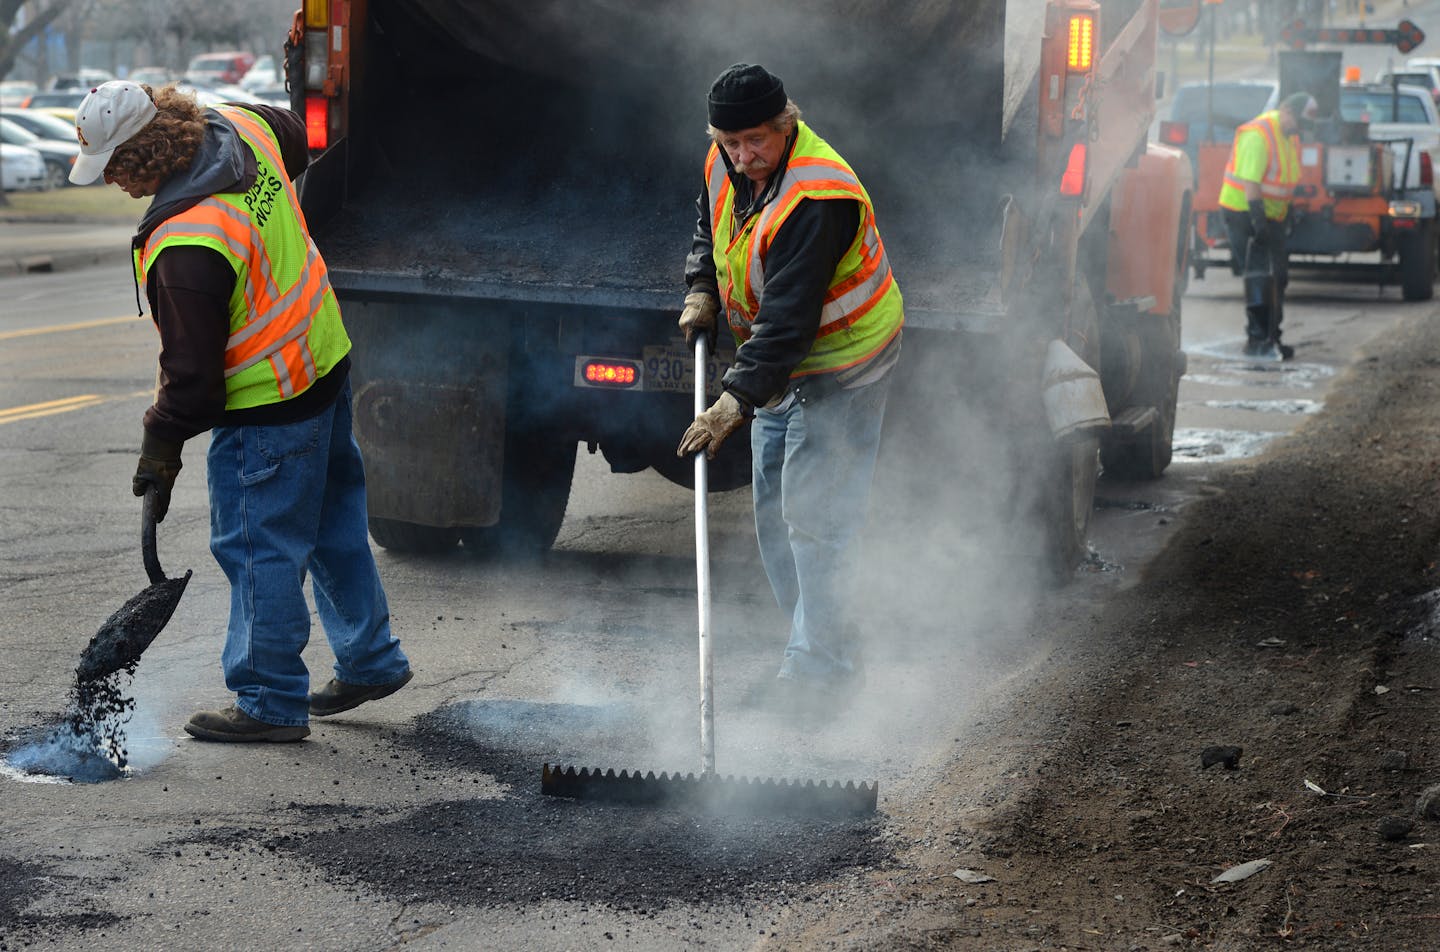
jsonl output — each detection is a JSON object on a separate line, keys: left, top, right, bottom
{"left": 1067, "top": 15, "right": 1095, "bottom": 71}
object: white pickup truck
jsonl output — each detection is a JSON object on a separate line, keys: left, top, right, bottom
{"left": 1342, "top": 81, "right": 1440, "bottom": 197}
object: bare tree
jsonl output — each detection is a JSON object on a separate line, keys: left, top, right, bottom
{"left": 1, "top": 0, "right": 76, "bottom": 81}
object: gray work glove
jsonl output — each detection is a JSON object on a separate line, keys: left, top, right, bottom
{"left": 677, "top": 391, "right": 748, "bottom": 460}
{"left": 678, "top": 290, "right": 720, "bottom": 350}
{"left": 133, "top": 431, "right": 183, "bottom": 523}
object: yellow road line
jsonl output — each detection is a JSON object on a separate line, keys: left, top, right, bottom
{"left": 0, "top": 390, "right": 152, "bottom": 426}
{"left": 0, "top": 315, "right": 147, "bottom": 342}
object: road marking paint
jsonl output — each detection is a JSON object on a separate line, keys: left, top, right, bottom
{"left": 0, "top": 315, "right": 147, "bottom": 342}
{"left": 0, "top": 390, "right": 151, "bottom": 425}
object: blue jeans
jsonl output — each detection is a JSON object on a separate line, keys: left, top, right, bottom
{"left": 207, "top": 379, "right": 408, "bottom": 726}
{"left": 750, "top": 375, "right": 891, "bottom": 684}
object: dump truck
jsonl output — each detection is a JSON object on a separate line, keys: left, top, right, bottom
{"left": 286, "top": 0, "right": 1198, "bottom": 578}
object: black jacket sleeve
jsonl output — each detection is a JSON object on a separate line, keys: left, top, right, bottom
{"left": 719, "top": 197, "right": 859, "bottom": 406}
{"left": 684, "top": 186, "right": 719, "bottom": 300}
{"left": 141, "top": 246, "right": 236, "bottom": 445}
{"left": 231, "top": 102, "right": 310, "bottom": 180}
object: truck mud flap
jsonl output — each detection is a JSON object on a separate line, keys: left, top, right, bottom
{"left": 353, "top": 380, "right": 505, "bottom": 528}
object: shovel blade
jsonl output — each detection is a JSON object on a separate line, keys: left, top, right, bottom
{"left": 75, "top": 570, "right": 192, "bottom": 683}
{"left": 541, "top": 763, "right": 878, "bottom": 817}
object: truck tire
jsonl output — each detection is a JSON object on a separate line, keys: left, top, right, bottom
{"left": 460, "top": 434, "right": 576, "bottom": 558}
{"left": 367, "top": 518, "right": 459, "bottom": 554}
{"left": 1399, "top": 219, "right": 1437, "bottom": 302}
{"left": 1042, "top": 438, "right": 1100, "bottom": 584}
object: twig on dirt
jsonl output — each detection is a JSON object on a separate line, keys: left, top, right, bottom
{"left": 1278, "top": 885, "right": 1296, "bottom": 938}
{"left": 1264, "top": 802, "right": 1294, "bottom": 838}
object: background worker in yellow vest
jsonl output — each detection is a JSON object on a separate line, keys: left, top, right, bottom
{"left": 1219, "top": 91, "right": 1318, "bottom": 360}
{"left": 70, "top": 82, "right": 412, "bottom": 743}
{"left": 676, "top": 64, "right": 904, "bottom": 714}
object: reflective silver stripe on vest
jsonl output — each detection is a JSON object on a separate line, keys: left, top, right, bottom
{"left": 820, "top": 247, "right": 892, "bottom": 328}
{"left": 225, "top": 246, "right": 331, "bottom": 381}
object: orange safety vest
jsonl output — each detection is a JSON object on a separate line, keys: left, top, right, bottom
{"left": 706, "top": 121, "right": 904, "bottom": 378}
{"left": 1218, "top": 110, "right": 1301, "bottom": 219}
{"left": 135, "top": 105, "right": 349, "bottom": 409}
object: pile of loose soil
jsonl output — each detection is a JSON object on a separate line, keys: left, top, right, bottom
{"left": 769, "top": 313, "right": 1440, "bottom": 949}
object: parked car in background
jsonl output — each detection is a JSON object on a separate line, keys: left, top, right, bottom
{"left": 1157, "top": 79, "right": 1279, "bottom": 185}
{"left": 0, "top": 117, "right": 79, "bottom": 189}
{"left": 240, "top": 54, "right": 280, "bottom": 91}
{"left": 127, "top": 66, "right": 174, "bottom": 86}
{"left": 0, "top": 80, "right": 38, "bottom": 107}
{"left": 184, "top": 51, "right": 254, "bottom": 86}
{"left": 19, "top": 90, "right": 86, "bottom": 112}
{"left": 1, "top": 108, "right": 77, "bottom": 143}
{"left": 49, "top": 69, "right": 115, "bottom": 90}
{"left": 1, "top": 142, "right": 47, "bottom": 191}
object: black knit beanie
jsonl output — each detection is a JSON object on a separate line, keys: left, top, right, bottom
{"left": 707, "top": 64, "right": 787, "bottom": 131}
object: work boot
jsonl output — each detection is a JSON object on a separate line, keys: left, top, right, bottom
{"left": 309, "top": 669, "right": 413, "bottom": 717}
{"left": 184, "top": 705, "right": 309, "bottom": 743}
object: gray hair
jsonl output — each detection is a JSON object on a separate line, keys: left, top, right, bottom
{"left": 707, "top": 99, "right": 802, "bottom": 141}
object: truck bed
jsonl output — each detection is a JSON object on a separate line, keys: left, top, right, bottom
{"left": 311, "top": 0, "right": 1041, "bottom": 331}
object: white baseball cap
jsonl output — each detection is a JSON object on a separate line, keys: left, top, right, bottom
{"left": 69, "top": 81, "right": 158, "bottom": 185}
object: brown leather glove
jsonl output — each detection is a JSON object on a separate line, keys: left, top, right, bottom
{"left": 677, "top": 391, "right": 748, "bottom": 460}
{"left": 678, "top": 290, "right": 720, "bottom": 350}
{"left": 133, "top": 431, "right": 183, "bottom": 523}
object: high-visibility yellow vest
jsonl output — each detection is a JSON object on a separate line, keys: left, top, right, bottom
{"left": 135, "top": 105, "right": 349, "bottom": 410}
{"left": 1218, "top": 110, "right": 1301, "bottom": 220}
{"left": 706, "top": 121, "right": 904, "bottom": 378}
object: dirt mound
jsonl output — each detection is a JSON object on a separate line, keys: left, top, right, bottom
{"left": 772, "top": 313, "right": 1440, "bottom": 948}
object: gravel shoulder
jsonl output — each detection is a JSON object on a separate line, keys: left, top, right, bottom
{"left": 768, "top": 309, "right": 1440, "bottom": 950}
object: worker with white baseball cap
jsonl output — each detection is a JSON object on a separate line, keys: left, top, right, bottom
{"left": 68, "top": 81, "right": 158, "bottom": 185}
{"left": 75, "top": 80, "right": 413, "bottom": 744}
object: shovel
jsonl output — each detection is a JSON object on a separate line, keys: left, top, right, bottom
{"left": 74, "top": 485, "right": 191, "bottom": 683}
{"left": 540, "top": 336, "right": 878, "bottom": 816}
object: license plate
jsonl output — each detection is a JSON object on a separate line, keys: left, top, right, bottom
{"left": 641, "top": 343, "right": 730, "bottom": 396}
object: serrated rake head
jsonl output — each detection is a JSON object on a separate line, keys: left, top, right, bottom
{"left": 541, "top": 763, "right": 878, "bottom": 816}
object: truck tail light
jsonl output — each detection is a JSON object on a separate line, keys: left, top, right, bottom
{"left": 1159, "top": 120, "right": 1189, "bottom": 146}
{"left": 1060, "top": 143, "right": 1087, "bottom": 196}
{"left": 1067, "top": 14, "right": 1096, "bottom": 72}
{"left": 1422, "top": 151, "right": 1434, "bottom": 187}
{"left": 580, "top": 360, "right": 640, "bottom": 387}
{"left": 305, "top": 94, "right": 329, "bottom": 150}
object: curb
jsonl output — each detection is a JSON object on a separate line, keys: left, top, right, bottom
{"left": 0, "top": 245, "right": 132, "bottom": 279}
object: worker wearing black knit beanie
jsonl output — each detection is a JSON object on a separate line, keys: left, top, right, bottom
{"left": 707, "top": 63, "right": 788, "bottom": 131}
{"left": 679, "top": 60, "right": 906, "bottom": 716}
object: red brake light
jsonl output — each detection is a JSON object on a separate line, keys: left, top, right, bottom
{"left": 304, "top": 94, "right": 328, "bottom": 150}
{"left": 582, "top": 361, "right": 639, "bottom": 387}
{"left": 1060, "top": 143, "right": 1087, "bottom": 196}
{"left": 1160, "top": 120, "right": 1189, "bottom": 146}
{"left": 1422, "top": 151, "right": 1434, "bottom": 187}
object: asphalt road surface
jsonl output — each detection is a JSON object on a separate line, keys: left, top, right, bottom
{"left": 0, "top": 257, "right": 1429, "bottom": 950}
